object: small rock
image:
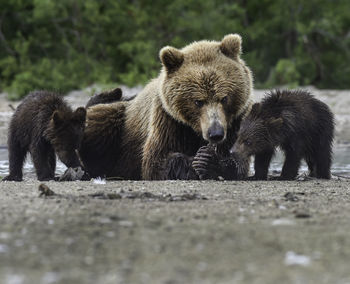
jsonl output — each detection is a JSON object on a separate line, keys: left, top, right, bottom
{"left": 218, "top": 176, "right": 224, "bottom": 181}
{"left": 119, "top": 220, "right": 134, "bottom": 227}
{"left": 294, "top": 212, "right": 311, "bottom": 218}
{"left": 106, "top": 193, "right": 122, "bottom": 200}
{"left": 284, "top": 192, "right": 299, "bottom": 202}
{"left": 38, "top": 184, "right": 56, "bottom": 197}
{"left": 140, "top": 192, "right": 157, "bottom": 199}
{"left": 59, "top": 167, "right": 85, "bottom": 181}
{"left": 285, "top": 251, "right": 311, "bottom": 266}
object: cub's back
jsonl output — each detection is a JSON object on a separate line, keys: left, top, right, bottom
{"left": 10, "top": 91, "right": 72, "bottom": 139}
{"left": 261, "top": 89, "right": 334, "bottom": 134}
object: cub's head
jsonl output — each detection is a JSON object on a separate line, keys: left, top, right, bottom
{"left": 49, "top": 107, "right": 87, "bottom": 167}
{"left": 159, "top": 34, "right": 253, "bottom": 144}
{"left": 230, "top": 103, "right": 283, "bottom": 157}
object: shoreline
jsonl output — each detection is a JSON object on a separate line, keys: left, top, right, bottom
{"left": 0, "top": 86, "right": 350, "bottom": 145}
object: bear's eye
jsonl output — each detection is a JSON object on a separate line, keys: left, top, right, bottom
{"left": 244, "top": 139, "right": 252, "bottom": 146}
{"left": 221, "top": 96, "right": 228, "bottom": 104}
{"left": 195, "top": 100, "right": 204, "bottom": 108}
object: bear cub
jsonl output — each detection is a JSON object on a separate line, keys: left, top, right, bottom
{"left": 85, "top": 87, "right": 135, "bottom": 108}
{"left": 86, "top": 87, "right": 123, "bottom": 108}
{"left": 230, "top": 89, "right": 334, "bottom": 180}
{"left": 3, "top": 91, "right": 86, "bottom": 181}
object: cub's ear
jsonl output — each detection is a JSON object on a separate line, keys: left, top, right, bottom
{"left": 160, "top": 46, "right": 184, "bottom": 74}
{"left": 107, "top": 87, "right": 122, "bottom": 100}
{"left": 268, "top": 117, "right": 283, "bottom": 130}
{"left": 220, "top": 33, "right": 242, "bottom": 60}
{"left": 52, "top": 111, "right": 63, "bottom": 126}
{"left": 74, "top": 107, "right": 87, "bottom": 123}
{"left": 250, "top": 103, "right": 261, "bottom": 116}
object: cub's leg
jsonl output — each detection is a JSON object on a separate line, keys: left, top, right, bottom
{"left": 3, "top": 137, "right": 27, "bottom": 181}
{"left": 254, "top": 150, "right": 274, "bottom": 180}
{"left": 314, "top": 138, "right": 332, "bottom": 179}
{"left": 30, "top": 142, "right": 56, "bottom": 181}
{"left": 305, "top": 156, "right": 316, "bottom": 177}
{"left": 280, "top": 149, "right": 301, "bottom": 180}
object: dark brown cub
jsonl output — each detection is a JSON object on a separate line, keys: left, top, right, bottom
{"left": 85, "top": 88, "right": 123, "bottom": 108}
{"left": 231, "top": 89, "right": 334, "bottom": 180}
{"left": 85, "top": 87, "right": 135, "bottom": 108}
{"left": 3, "top": 91, "right": 86, "bottom": 181}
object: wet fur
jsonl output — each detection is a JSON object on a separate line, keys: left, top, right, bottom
{"left": 232, "top": 89, "right": 334, "bottom": 180}
{"left": 3, "top": 91, "right": 86, "bottom": 181}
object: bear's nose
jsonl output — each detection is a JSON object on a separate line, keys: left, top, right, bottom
{"left": 208, "top": 123, "right": 224, "bottom": 143}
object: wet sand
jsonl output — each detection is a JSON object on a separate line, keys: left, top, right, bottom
{"left": 1, "top": 179, "right": 350, "bottom": 283}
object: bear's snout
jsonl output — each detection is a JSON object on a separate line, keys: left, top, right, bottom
{"left": 230, "top": 144, "right": 239, "bottom": 155}
{"left": 230, "top": 142, "right": 250, "bottom": 158}
{"left": 230, "top": 141, "right": 246, "bottom": 156}
{"left": 207, "top": 122, "right": 225, "bottom": 143}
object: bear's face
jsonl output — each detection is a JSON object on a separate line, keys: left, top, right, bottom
{"left": 159, "top": 34, "right": 252, "bottom": 144}
{"left": 230, "top": 103, "right": 283, "bottom": 157}
{"left": 51, "top": 107, "right": 86, "bottom": 167}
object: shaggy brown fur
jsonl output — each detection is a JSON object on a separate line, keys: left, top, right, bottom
{"left": 231, "top": 89, "right": 334, "bottom": 180}
{"left": 79, "top": 34, "right": 253, "bottom": 180}
{"left": 3, "top": 91, "right": 86, "bottom": 181}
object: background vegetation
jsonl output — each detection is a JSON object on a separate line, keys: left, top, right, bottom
{"left": 0, "top": 0, "right": 349, "bottom": 99}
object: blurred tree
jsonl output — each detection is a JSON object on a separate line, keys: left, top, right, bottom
{"left": 0, "top": 0, "right": 349, "bottom": 99}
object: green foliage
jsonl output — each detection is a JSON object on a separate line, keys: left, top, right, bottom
{"left": 0, "top": 0, "right": 349, "bottom": 99}
{"left": 265, "top": 59, "right": 300, "bottom": 88}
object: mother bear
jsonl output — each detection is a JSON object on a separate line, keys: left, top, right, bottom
{"left": 80, "top": 34, "right": 253, "bottom": 180}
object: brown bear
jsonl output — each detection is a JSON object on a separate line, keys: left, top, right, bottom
{"left": 230, "top": 89, "right": 334, "bottom": 180}
{"left": 79, "top": 34, "right": 253, "bottom": 180}
{"left": 3, "top": 91, "right": 86, "bottom": 181}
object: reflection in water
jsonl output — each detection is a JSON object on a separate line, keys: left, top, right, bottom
{"left": 0, "top": 148, "right": 67, "bottom": 179}
{"left": 0, "top": 146, "right": 349, "bottom": 179}
{"left": 269, "top": 145, "right": 350, "bottom": 176}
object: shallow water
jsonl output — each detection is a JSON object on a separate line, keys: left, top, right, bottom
{"left": 255, "top": 145, "right": 350, "bottom": 178}
{"left": 0, "top": 145, "right": 349, "bottom": 179}
{"left": 0, "top": 147, "right": 67, "bottom": 179}
{"left": 270, "top": 145, "right": 350, "bottom": 177}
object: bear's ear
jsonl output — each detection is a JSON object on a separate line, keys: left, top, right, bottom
{"left": 267, "top": 117, "right": 283, "bottom": 130}
{"left": 220, "top": 34, "right": 242, "bottom": 60}
{"left": 250, "top": 103, "right": 261, "bottom": 116}
{"left": 52, "top": 111, "right": 63, "bottom": 127}
{"left": 113, "top": 87, "right": 122, "bottom": 97}
{"left": 74, "top": 107, "right": 87, "bottom": 123}
{"left": 160, "top": 46, "right": 184, "bottom": 74}
{"left": 105, "top": 87, "right": 122, "bottom": 100}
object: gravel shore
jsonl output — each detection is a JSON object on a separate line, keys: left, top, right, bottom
{"left": 1, "top": 179, "right": 350, "bottom": 283}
